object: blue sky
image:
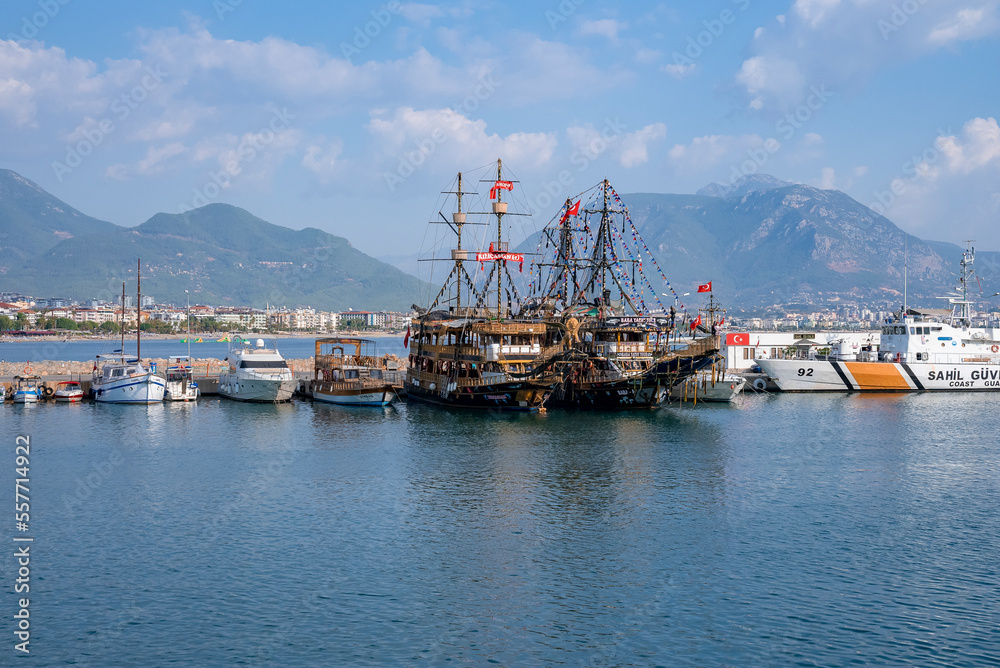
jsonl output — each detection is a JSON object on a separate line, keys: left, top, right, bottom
{"left": 2, "top": 0, "right": 1000, "bottom": 258}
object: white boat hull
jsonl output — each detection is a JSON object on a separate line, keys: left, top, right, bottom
{"left": 55, "top": 392, "right": 84, "bottom": 403}
{"left": 671, "top": 375, "right": 746, "bottom": 402}
{"left": 93, "top": 373, "right": 166, "bottom": 404}
{"left": 758, "top": 358, "right": 1000, "bottom": 392}
{"left": 164, "top": 380, "right": 200, "bottom": 402}
{"left": 12, "top": 392, "right": 40, "bottom": 404}
{"left": 218, "top": 375, "right": 296, "bottom": 402}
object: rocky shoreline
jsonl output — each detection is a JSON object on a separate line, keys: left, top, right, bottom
{"left": 0, "top": 357, "right": 317, "bottom": 380}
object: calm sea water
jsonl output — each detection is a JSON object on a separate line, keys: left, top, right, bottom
{"left": 0, "top": 337, "right": 407, "bottom": 364}
{"left": 3, "top": 392, "right": 999, "bottom": 666}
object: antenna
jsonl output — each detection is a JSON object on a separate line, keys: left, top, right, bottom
{"left": 903, "top": 235, "right": 907, "bottom": 317}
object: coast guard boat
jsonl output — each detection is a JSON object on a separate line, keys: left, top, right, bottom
{"left": 757, "top": 244, "right": 1000, "bottom": 391}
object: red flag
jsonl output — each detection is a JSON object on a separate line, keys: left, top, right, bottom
{"left": 559, "top": 200, "right": 581, "bottom": 224}
{"left": 489, "top": 180, "right": 513, "bottom": 199}
{"left": 719, "top": 318, "right": 724, "bottom": 326}
{"left": 689, "top": 315, "right": 701, "bottom": 330}
{"left": 403, "top": 325, "right": 410, "bottom": 349}
{"left": 697, "top": 281, "right": 712, "bottom": 293}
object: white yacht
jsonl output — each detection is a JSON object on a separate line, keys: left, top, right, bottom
{"left": 219, "top": 338, "right": 297, "bottom": 402}
{"left": 92, "top": 354, "right": 166, "bottom": 404}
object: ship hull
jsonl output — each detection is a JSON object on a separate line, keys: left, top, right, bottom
{"left": 313, "top": 384, "right": 397, "bottom": 406}
{"left": 218, "top": 375, "right": 296, "bottom": 402}
{"left": 546, "top": 378, "right": 666, "bottom": 410}
{"left": 93, "top": 373, "right": 166, "bottom": 404}
{"left": 758, "top": 359, "right": 1000, "bottom": 392}
{"left": 406, "top": 377, "right": 550, "bottom": 411}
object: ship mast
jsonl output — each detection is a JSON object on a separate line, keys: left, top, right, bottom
{"left": 137, "top": 258, "right": 142, "bottom": 360}
{"left": 577, "top": 179, "right": 640, "bottom": 315}
{"left": 495, "top": 159, "right": 504, "bottom": 317}
{"left": 958, "top": 240, "right": 975, "bottom": 325}
{"left": 456, "top": 172, "right": 464, "bottom": 313}
{"left": 426, "top": 172, "right": 481, "bottom": 315}
{"left": 120, "top": 281, "right": 126, "bottom": 354}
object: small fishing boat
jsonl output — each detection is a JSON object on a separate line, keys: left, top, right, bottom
{"left": 54, "top": 380, "right": 85, "bottom": 402}
{"left": 164, "top": 356, "right": 199, "bottom": 402}
{"left": 313, "top": 338, "right": 400, "bottom": 406}
{"left": 92, "top": 262, "right": 166, "bottom": 404}
{"left": 670, "top": 366, "right": 746, "bottom": 403}
{"left": 12, "top": 375, "right": 43, "bottom": 404}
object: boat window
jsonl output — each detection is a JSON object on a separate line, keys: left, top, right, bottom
{"left": 344, "top": 370, "right": 359, "bottom": 379}
{"left": 909, "top": 327, "right": 915, "bottom": 334}
{"left": 238, "top": 360, "right": 288, "bottom": 368}
{"left": 370, "top": 369, "right": 383, "bottom": 379}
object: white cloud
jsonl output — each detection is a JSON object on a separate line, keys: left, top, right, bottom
{"left": 368, "top": 107, "right": 557, "bottom": 167}
{"left": 0, "top": 39, "right": 147, "bottom": 131}
{"left": 399, "top": 3, "right": 445, "bottom": 26}
{"left": 928, "top": 7, "right": 1000, "bottom": 45}
{"left": 620, "top": 123, "right": 667, "bottom": 167}
{"left": 735, "top": 56, "right": 805, "bottom": 111}
{"left": 668, "top": 134, "right": 770, "bottom": 172}
{"left": 662, "top": 62, "right": 697, "bottom": 79}
{"left": 578, "top": 19, "right": 626, "bottom": 42}
{"left": 793, "top": 0, "right": 841, "bottom": 28}
{"left": 566, "top": 121, "right": 666, "bottom": 169}
{"left": 105, "top": 142, "right": 188, "bottom": 179}
{"left": 634, "top": 48, "right": 661, "bottom": 64}
{"left": 302, "top": 139, "right": 344, "bottom": 183}
{"left": 734, "top": 2, "right": 1000, "bottom": 111}
{"left": 937, "top": 117, "right": 1000, "bottom": 174}
{"left": 863, "top": 118, "right": 1000, "bottom": 249}
{"left": 818, "top": 166, "right": 836, "bottom": 189}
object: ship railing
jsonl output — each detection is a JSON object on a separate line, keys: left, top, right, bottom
{"left": 315, "top": 379, "right": 392, "bottom": 392}
{"left": 659, "top": 335, "right": 720, "bottom": 360}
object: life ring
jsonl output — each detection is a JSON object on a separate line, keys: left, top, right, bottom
{"left": 23, "top": 366, "right": 32, "bottom": 375}
{"left": 752, "top": 378, "right": 767, "bottom": 391}
{"left": 992, "top": 345, "right": 999, "bottom": 353}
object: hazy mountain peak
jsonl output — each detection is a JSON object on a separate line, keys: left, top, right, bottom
{"left": 696, "top": 174, "right": 794, "bottom": 199}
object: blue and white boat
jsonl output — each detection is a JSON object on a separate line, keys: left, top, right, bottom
{"left": 11, "top": 375, "right": 43, "bottom": 403}
{"left": 92, "top": 260, "right": 166, "bottom": 404}
{"left": 92, "top": 354, "right": 166, "bottom": 404}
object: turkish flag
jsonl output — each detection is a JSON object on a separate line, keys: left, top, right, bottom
{"left": 726, "top": 332, "right": 749, "bottom": 346}
{"left": 403, "top": 325, "right": 410, "bottom": 349}
{"left": 697, "top": 281, "right": 712, "bottom": 293}
{"left": 690, "top": 315, "right": 701, "bottom": 330}
{"left": 559, "top": 200, "right": 581, "bottom": 224}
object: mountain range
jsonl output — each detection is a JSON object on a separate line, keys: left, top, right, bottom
{"left": 0, "top": 169, "right": 430, "bottom": 311}
{"left": 1, "top": 168, "right": 996, "bottom": 315}
{"left": 516, "top": 177, "right": 998, "bottom": 313}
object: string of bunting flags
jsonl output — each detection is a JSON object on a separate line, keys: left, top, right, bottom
{"left": 606, "top": 184, "right": 685, "bottom": 309}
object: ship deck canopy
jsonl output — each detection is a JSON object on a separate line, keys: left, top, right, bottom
{"left": 906, "top": 307, "right": 952, "bottom": 317}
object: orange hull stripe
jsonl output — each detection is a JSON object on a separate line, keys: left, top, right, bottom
{"left": 843, "top": 362, "right": 911, "bottom": 390}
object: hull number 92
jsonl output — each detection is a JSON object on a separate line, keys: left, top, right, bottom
{"left": 797, "top": 368, "right": 814, "bottom": 377}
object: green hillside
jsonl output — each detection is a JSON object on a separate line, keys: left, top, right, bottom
{"left": 0, "top": 169, "right": 118, "bottom": 271}
{"left": 0, "top": 171, "right": 430, "bottom": 310}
